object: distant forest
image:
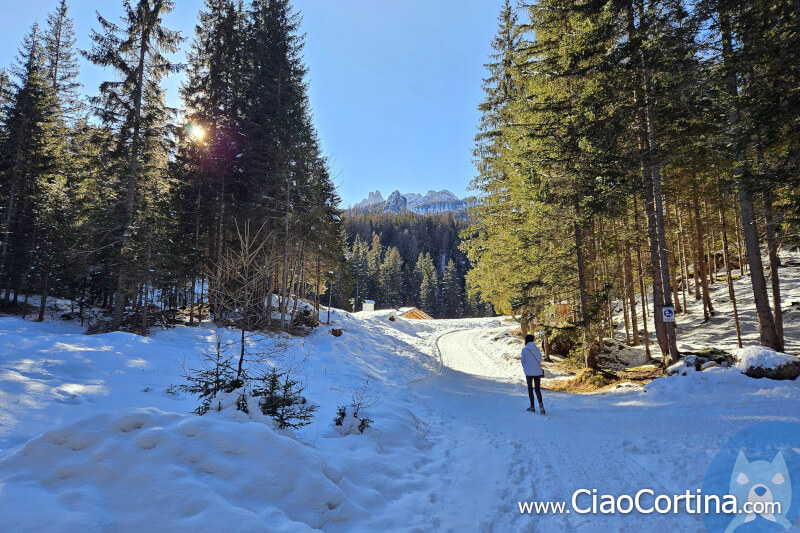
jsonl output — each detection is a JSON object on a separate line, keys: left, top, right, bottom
{"left": 338, "top": 210, "right": 494, "bottom": 318}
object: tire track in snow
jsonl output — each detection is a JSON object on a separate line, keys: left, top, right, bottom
{"left": 408, "top": 328, "right": 469, "bottom": 385}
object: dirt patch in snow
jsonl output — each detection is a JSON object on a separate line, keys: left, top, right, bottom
{"left": 545, "top": 365, "right": 664, "bottom": 393}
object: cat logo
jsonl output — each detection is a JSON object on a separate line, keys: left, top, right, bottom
{"left": 703, "top": 422, "right": 800, "bottom": 533}
{"left": 725, "top": 452, "right": 792, "bottom": 532}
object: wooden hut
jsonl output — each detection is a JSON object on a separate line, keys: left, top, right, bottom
{"left": 398, "top": 307, "right": 433, "bottom": 320}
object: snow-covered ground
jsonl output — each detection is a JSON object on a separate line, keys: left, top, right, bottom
{"left": 670, "top": 250, "right": 800, "bottom": 355}
{"left": 0, "top": 255, "right": 799, "bottom": 532}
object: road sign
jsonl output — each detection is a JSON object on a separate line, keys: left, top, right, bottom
{"left": 662, "top": 305, "right": 675, "bottom": 322}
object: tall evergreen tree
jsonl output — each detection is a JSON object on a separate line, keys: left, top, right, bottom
{"left": 44, "top": 0, "right": 82, "bottom": 122}
{"left": 462, "top": 0, "right": 535, "bottom": 318}
{"left": 83, "top": 0, "right": 182, "bottom": 330}
{"left": 179, "top": 0, "right": 246, "bottom": 324}
{"left": 414, "top": 251, "right": 438, "bottom": 317}
{"left": 29, "top": 0, "right": 85, "bottom": 320}
{"left": 366, "top": 232, "right": 383, "bottom": 303}
{"left": 381, "top": 246, "right": 404, "bottom": 308}
{"left": 0, "top": 69, "right": 10, "bottom": 128}
{"left": 0, "top": 24, "right": 60, "bottom": 306}
{"left": 440, "top": 258, "right": 463, "bottom": 319}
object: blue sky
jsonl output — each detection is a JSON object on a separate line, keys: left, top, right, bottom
{"left": 0, "top": 0, "right": 503, "bottom": 207}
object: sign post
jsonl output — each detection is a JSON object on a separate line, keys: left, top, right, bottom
{"left": 662, "top": 305, "right": 675, "bottom": 323}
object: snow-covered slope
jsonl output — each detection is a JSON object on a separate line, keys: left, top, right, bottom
{"left": 1, "top": 257, "right": 799, "bottom": 531}
{"left": 405, "top": 189, "right": 467, "bottom": 215}
{"left": 382, "top": 190, "right": 408, "bottom": 213}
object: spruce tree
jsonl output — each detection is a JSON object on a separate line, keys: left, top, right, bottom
{"left": 179, "top": 0, "right": 246, "bottom": 324}
{"left": 0, "top": 69, "right": 10, "bottom": 128}
{"left": 381, "top": 246, "right": 404, "bottom": 308}
{"left": 349, "top": 234, "right": 369, "bottom": 310}
{"left": 366, "top": 233, "right": 383, "bottom": 303}
{"left": 44, "top": 0, "right": 82, "bottom": 122}
{"left": 462, "top": 0, "right": 530, "bottom": 318}
{"left": 414, "top": 252, "right": 437, "bottom": 317}
{"left": 440, "top": 258, "right": 463, "bottom": 319}
{"left": 253, "top": 368, "right": 317, "bottom": 429}
{"left": 0, "top": 24, "right": 60, "bottom": 305}
{"left": 83, "top": 0, "right": 182, "bottom": 330}
{"left": 29, "top": 0, "right": 84, "bottom": 320}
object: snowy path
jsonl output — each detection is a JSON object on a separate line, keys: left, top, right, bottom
{"left": 438, "top": 329, "right": 508, "bottom": 380}
{"left": 409, "top": 325, "right": 799, "bottom": 532}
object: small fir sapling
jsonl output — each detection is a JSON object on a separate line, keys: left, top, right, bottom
{"left": 252, "top": 368, "right": 317, "bottom": 428}
{"left": 334, "top": 405, "right": 347, "bottom": 426}
{"left": 181, "top": 330, "right": 246, "bottom": 414}
{"left": 334, "top": 377, "right": 377, "bottom": 434}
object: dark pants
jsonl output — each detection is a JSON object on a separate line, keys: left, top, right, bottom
{"left": 526, "top": 375, "right": 543, "bottom": 407}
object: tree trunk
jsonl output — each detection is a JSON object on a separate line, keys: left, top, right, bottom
{"left": 640, "top": 178, "right": 669, "bottom": 357}
{"left": 315, "top": 253, "right": 321, "bottom": 324}
{"left": 290, "top": 247, "right": 304, "bottom": 324}
{"left": 190, "top": 159, "right": 202, "bottom": 326}
{"left": 677, "top": 206, "right": 689, "bottom": 313}
{"left": 627, "top": 3, "right": 669, "bottom": 360}
{"left": 718, "top": 179, "right": 742, "bottom": 347}
{"left": 720, "top": 11, "right": 782, "bottom": 351}
{"left": 113, "top": 12, "right": 151, "bottom": 331}
{"left": 142, "top": 239, "right": 152, "bottom": 335}
{"left": 665, "top": 199, "right": 682, "bottom": 313}
{"left": 734, "top": 201, "right": 746, "bottom": 277}
{"left": 625, "top": 250, "right": 640, "bottom": 346}
{"left": 37, "top": 271, "right": 50, "bottom": 322}
{"left": 214, "top": 172, "right": 226, "bottom": 323}
{"left": 574, "top": 200, "right": 596, "bottom": 370}
{"left": 692, "top": 186, "right": 713, "bottom": 320}
{"left": 763, "top": 187, "right": 784, "bottom": 344}
{"left": 327, "top": 278, "right": 333, "bottom": 324}
{"left": 704, "top": 200, "right": 715, "bottom": 284}
{"left": 620, "top": 276, "right": 633, "bottom": 346}
{"left": 637, "top": 251, "right": 652, "bottom": 360}
{"left": 281, "top": 175, "right": 291, "bottom": 328}
{"left": 643, "top": 86, "right": 679, "bottom": 364}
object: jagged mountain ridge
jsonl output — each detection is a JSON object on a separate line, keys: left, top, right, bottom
{"left": 354, "top": 189, "right": 467, "bottom": 215}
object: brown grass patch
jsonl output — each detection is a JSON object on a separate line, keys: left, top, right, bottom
{"left": 545, "top": 365, "right": 664, "bottom": 393}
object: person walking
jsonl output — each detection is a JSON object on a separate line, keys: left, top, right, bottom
{"left": 521, "top": 334, "right": 546, "bottom": 415}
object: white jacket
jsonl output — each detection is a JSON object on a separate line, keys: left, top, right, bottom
{"left": 521, "top": 342, "right": 544, "bottom": 377}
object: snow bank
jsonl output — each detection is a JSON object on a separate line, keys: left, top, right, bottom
{"left": 734, "top": 346, "right": 798, "bottom": 371}
{"left": 0, "top": 407, "right": 364, "bottom": 532}
{"left": 646, "top": 365, "right": 750, "bottom": 396}
{"left": 0, "top": 311, "right": 455, "bottom": 532}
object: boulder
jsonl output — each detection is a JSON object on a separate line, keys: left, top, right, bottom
{"left": 667, "top": 361, "right": 697, "bottom": 376}
{"left": 684, "top": 355, "right": 708, "bottom": 369}
{"left": 701, "top": 361, "right": 720, "bottom": 371}
{"left": 734, "top": 346, "right": 800, "bottom": 380}
{"left": 681, "top": 348, "right": 734, "bottom": 369}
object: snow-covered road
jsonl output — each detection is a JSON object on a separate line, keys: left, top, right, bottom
{"left": 410, "top": 323, "right": 800, "bottom": 532}
{"left": 438, "top": 329, "right": 507, "bottom": 380}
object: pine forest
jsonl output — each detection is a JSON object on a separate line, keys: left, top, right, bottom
{"left": 0, "top": 0, "right": 345, "bottom": 333}
{"left": 464, "top": 0, "right": 799, "bottom": 368}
